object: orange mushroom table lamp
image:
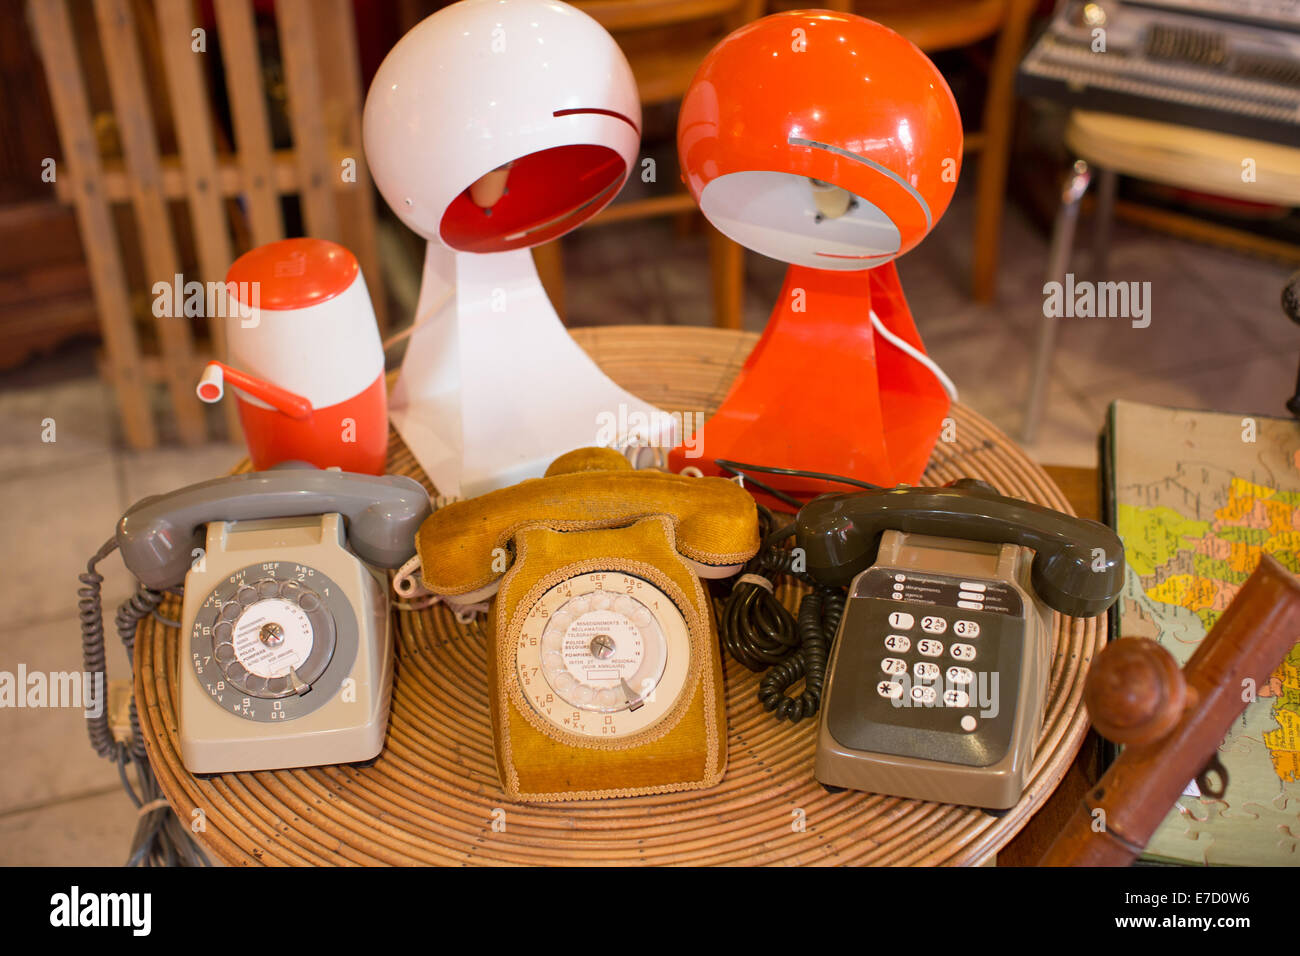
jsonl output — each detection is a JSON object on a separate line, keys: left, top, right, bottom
{"left": 670, "top": 11, "right": 963, "bottom": 504}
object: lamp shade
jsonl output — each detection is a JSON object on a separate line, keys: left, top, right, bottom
{"left": 363, "top": 0, "right": 641, "bottom": 253}
{"left": 678, "top": 11, "right": 962, "bottom": 270}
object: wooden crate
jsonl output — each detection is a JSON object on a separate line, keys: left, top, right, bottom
{"left": 28, "top": 0, "right": 385, "bottom": 447}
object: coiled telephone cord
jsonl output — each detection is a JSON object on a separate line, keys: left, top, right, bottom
{"left": 758, "top": 586, "right": 845, "bottom": 723}
{"left": 78, "top": 539, "right": 211, "bottom": 866}
{"left": 718, "top": 507, "right": 846, "bottom": 725}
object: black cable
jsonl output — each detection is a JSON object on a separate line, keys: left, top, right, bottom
{"left": 79, "top": 542, "right": 211, "bottom": 866}
{"left": 758, "top": 587, "right": 845, "bottom": 723}
{"left": 714, "top": 458, "right": 887, "bottom": 493}
{"left": 717, "top": 505, "right": 848, "bottom": 725}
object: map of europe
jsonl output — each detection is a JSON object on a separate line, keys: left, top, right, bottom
{"left": 1110, "top": 401, "right": 1300, "bottom": 865}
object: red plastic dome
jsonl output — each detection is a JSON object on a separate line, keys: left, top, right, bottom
{"left": 678, "top": 11, "right": 962, "bottom": 269}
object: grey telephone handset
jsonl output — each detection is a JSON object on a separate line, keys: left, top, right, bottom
{"left": 87, "top": 469, "right": 430, "bottom": 775}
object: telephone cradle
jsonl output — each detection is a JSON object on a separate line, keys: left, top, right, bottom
{"left": 795, "top": 481, "right": 1124, "bottom": 809}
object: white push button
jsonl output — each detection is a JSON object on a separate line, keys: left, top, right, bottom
{"left": 946, "top": 666, "right": 974, "bottom": 685}
{"left": 921, "top": 616, "right": 947, "bottom": 634}
{"left": 918, "top": 639, "right": 944, "bottom": 658}
{"left": 914, "top": 662, "right": 940, "bottom": 681}
{"left": 960, "top": 715, "right": 977, "bottom": 731}
{"left": 881, "top": 657, "right": 906, "bottom": 675}
{"left": 888, "top": 611, "right": 914, "bottom": 630}
{"left": 911, "top": 685, "right": 937, "bottom": 705}
{"left": 877, "top": 681, "right": 904, "bottom": 700}
{"left": 953, "top": 620, "right": 980, "bottom": 638}
{"left": 960, "top": 582, "right": 986, "bottom": 592}
{"left": 884, "top": 634, "right": 911, "bottom": 653}
{"left": 951, "top": 643, "right": 977, "bottom": 661}
{"left": 943, "top": 689, "right": 970, "bottom": 707}
{"left": 958, "top": 592, "right": 984, "bottom": 602}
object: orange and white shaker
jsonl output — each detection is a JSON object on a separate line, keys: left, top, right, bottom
{"left": 199, "top": 238, "right": 388, "bottom": 474}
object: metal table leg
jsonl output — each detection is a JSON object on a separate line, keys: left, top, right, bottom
{"left": 1023, "top": 160, "right": 1091, "bottom": 445}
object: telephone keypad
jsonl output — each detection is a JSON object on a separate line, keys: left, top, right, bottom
{"left": 825, "top": 567, "right": 1026, "bottom": 768}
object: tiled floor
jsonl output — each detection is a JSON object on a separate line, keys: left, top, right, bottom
{"left": 2, "top": 184, "right": 1295, "bottom": 864}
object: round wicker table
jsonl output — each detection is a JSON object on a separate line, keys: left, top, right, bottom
{"left": 134, "top": 326, "right": 1103, "bottom": 866}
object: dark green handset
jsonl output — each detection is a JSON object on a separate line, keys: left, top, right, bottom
{"left": 795, "top": 480, "right": 1123, "bottom": 809}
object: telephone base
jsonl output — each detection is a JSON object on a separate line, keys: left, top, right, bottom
{"left": 177, "top": 515, "right": 395, "bottom": 774}
{"left": 813, "top": 530, "right": 1053, "bottom": 811}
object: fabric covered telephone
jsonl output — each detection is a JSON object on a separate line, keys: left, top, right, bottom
{"left": 416, "top": 447, "right": 760, "bottom": 801}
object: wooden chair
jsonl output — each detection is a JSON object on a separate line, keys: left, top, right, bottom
{"left": 28, "top": 0, "right": 382, "bottom": 448}
{"left": 777, "top": 0, "right": 1036, "bottom": 303}
{"left": 532, "top": 0, "right": 765, "bottom": 330}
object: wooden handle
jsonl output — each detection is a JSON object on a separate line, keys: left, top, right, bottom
{"left": 1041, "top": 554, "right": 1300, "bottom": 866}
{"left": 1084, "top": 638, "right": 1188, "bottom": 747}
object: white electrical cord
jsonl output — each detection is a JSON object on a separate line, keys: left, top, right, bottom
{"left": 868, "top": 308, "right": 959, "bottom": 403}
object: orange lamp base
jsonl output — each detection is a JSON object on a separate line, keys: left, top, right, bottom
{"left": 670, "top": 263, "right": 950, "bottom": 510}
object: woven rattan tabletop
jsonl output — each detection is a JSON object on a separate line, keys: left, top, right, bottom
{"left": 134, "top": 325, "right": 1102, "bottom": 865}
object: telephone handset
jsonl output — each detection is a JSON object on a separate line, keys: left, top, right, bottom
{"left": 114, "top": 469, "right": 430, "bottom": 773}
{"left": 796, "top": 479, "right": 1124, "bottom": 617}
{"left": 417, "top": 447, "right": 759, "bottom": 802}
{"left": 794, "top": 479, "right": 1123, "bottom": 809}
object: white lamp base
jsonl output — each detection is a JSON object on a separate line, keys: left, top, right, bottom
{"left": 390, "top": 244, "right": 678, "bottom": 498}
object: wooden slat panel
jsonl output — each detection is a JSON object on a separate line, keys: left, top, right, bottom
{"left": 51, "top": 148, "right": 356, "bottom": 204}
{"left": 93, "top": 0, "right": 208, "bottom": 444}
{"left": 27, "top": 0, "right": 158, "bottom": 448}
{"left": 314, "top": 0, "right": 386, "bottom": 331}
{"left": 275, "top": 0, "right": 340, "bottom": 241}
{"left": 213, "top": 0, "right": 284, "bottom": 248}
{"left": 155, "top": 0, "right": 241, "bottom": 439}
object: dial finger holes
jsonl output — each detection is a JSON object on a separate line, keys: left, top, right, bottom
{"left": 596, "top": 688, "right": 621, "bottom": 709}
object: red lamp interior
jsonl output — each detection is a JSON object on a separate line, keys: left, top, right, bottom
{"left": 439, "top": 144, "right": 627, "bottom": 253}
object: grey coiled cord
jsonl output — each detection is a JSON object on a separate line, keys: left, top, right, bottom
{"left": 78, "top": 537, "right": 210, "bottom": 866}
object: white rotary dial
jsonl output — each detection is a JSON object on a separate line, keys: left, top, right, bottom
{"left": 516, "top": 571, "right": 691, "bottom": 739}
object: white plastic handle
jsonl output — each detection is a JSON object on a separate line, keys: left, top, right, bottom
{"left": 196, "top": 363, "right": 224, "bottom": 403}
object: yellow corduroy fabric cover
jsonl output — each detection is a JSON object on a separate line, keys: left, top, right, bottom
{"left": 412, "top": 447, "right": 757, "bottom": 802}
{"left": 416, "top": 451, "right": 759, "bottom": 597}
{"left": 490, "top": 517, "right": 728, "bottom": 801}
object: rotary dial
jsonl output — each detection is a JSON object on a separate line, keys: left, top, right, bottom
{"left": 190, "top": 561, "right": 347, "bottom": 722}
{"left": 516, "top": 570, "right": 691, "bottom": 739}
